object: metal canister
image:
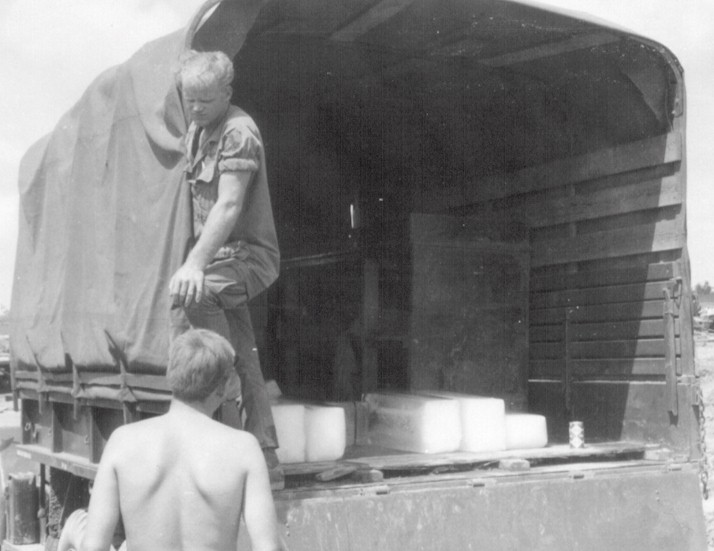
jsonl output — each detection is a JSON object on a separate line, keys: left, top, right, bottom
{"left": 569, "top": 421, "right": 585, "bottom": 449}
{"left": 6, "top": 472, "right": 39, "bottom": 544}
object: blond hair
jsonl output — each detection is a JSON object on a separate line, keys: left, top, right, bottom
{"left": 178, "top": 50, "right": 234, "bottom": 91}
{"left": 167, "top": 329, "right": 235, "bottom": 401}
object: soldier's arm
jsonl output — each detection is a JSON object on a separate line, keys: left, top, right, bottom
{"left": 169, "top": 170, "right": 250, "bottom": 307}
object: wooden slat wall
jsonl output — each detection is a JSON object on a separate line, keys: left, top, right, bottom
{"left": 455, "top": 133, "right": 686, "bottom": 379}
{"left": 434, "top": 133, "right": 682, "bottom": 207}
{"left": 523, "top": 133, "right": 686, "bottom": 382}
{"left": 454, "top": 132, "right": 694, "bottom": 447}
{"left": 531, "top": 219, "right": 684, "bottom": 268}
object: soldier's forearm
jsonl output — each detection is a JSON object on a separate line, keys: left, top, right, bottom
{"left": 186, "top": 200, "right": 241, "bottom": 268}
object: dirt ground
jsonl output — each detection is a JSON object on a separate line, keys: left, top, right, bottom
{"left": 694, "top": 333, "right": 714, "bottom": 549}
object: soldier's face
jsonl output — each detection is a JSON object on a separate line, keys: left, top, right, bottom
{"left": 183, "top": 79, "right": 231, "bottom": 130}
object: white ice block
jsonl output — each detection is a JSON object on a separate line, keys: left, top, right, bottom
{"left": 365, "top": 392, "right": 461, "bottom": 454}
{"left": 305, "top": 406, "right": 347, "bottom": 462}
{"left": 504, "top": 413, "right": 548, "bottom": 450}
{"left": 271, "top": 403, "right": 306, "bottom": 463}
{"left": 420, "top": 392, "right": 506, "bottom": 453}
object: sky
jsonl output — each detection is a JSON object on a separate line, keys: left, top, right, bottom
{"left": 0, "top": 0, "right": 713, "bottom": 309}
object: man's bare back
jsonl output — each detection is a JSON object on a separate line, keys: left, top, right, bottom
{"left": 116, "top": 403, "right": 271, "bottom": 549}
{"left": 81, "top": 330, "right": 283, "bottom": 551}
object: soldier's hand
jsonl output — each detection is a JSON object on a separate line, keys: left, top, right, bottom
{"left": 169, "top": 263, "right": 205, "bottom": 307}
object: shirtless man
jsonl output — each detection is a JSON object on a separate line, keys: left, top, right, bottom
{"left": 80, "top": 329, "right": 284, "bottom": 551}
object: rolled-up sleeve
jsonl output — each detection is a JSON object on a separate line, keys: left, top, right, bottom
{"left": 218, "top": 127, "right": 260, "bottom": 174}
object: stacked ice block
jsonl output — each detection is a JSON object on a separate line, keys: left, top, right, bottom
{"left": 271, "top": 402, "right": 307, "bottom": 464}
{"left": 504, "top": 413, "right": 548, "bottom": 449}
{"left": 305, "top": 405, "right": 347, "bottom": 462}
{"left": 271, "top": 402, "right": 347, "bottom": 464}
{"left": 271, "top": 391, "right": 548, "bottom": 463}
{"left": 364, "top": 392, "right": 462, "bottom": 453}
{"left": 420, "top": 391, "right": 507, "bottom": 452}
{"left": 366, "top": 391, "right": 548, "bottom": 454}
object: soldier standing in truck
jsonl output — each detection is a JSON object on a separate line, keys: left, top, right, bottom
{"left": 168, "top": 50, "right": 282, "bottom": 487}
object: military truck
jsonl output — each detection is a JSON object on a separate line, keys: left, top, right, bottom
{"left": 7, "top": 0, "right": 708, "bottom": 549}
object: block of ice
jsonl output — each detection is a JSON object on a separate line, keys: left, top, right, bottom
{"left": 271, "top": 403, "right": 306, "bottom": 463}
{"left": 365, "top": 392, "right": 461, "bottom": 454}
{"left": 305, "top": 406, "right": 347, "bottom": 462}
{"left": 504, "top": 413, "right": 548, "bottom": 450}
{"left": 420, "top": 391, "right": 506, "bottom": 453}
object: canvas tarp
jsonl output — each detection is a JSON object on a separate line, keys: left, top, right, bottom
{"left": 10, "top": 0, "right": 266, "bottom": 392}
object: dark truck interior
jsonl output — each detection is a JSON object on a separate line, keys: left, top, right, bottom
{"left": 198, "top": 0, "right": 697, "bottom": 478}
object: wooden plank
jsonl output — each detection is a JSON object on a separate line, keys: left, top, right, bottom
{"left": 325, "top": 442, "right": 648, "bottom": 472}
{"left": 530, "top": 319, "right": 679, "bottom": 343}
{"left": 525, "top": 175, "right": 682, "bottom": 229}
{"left": 531, "top": 261, "right": 676, "bottom": 293}
{"left": 531, "top": 281, "right": 672, "bottom": 310}
{"left": 530, "top": 338, "right": 681, "bottom": 360}
{"left": 331, "top": 0, "right": 416, "bottom": 42}
{"left": 529, "top": 358, "right": 674, "bottom": 378}
{"left": 434, "top": 133, "right": 681, "bottom": 206}
{"left": 531, "top": 218, "right": 685, "bottom": 268}
{"left": 281, "top": 442, "right": 655, "bottom": 488}
{"left": 15, "top": 445, "right": 98, "bottom": 479}
{"left": 461, "top": 162, "right": 677, "bottom": 226}
{"left": 574, "top": 201, "right": 680, "bottom": 235}
{"left": 530, "top": 300, "right": 666, "bottom": 325}
{"left": 572, "top": 318, "right": 680, "bottom": 341}
{"left": 572, "top": 253, "right": 683, "bottom": 277}
{"left": 480, "top": 31, "right": 620, "bottom": 67}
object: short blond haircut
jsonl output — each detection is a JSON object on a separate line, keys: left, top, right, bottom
{"left": 178, "top": 50, "right": 234, "bottom": 91}
{"left": 167, "top": 329, "right": 235, "bottom": 401}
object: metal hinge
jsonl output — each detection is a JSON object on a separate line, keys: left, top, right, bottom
{"left": 663, "top": 277, "right": 682, "bottom": 417}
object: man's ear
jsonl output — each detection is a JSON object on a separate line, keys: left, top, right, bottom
{"left": 215, "top": 379, "right": 227, "bottom": 400}
{"left": 224, "top": 85, "right": 233, "bottom": 101}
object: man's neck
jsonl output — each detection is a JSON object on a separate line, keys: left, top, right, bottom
{"left": 169, "top": 396, "right": 217, "bottom": 418}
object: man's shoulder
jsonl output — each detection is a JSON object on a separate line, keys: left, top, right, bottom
{"left": 108, "top": 416, "right": 166, "bottom": 444}
{"left": 209, "top": 423, "right": 263, "bottom": 459}
{"left": 223, "top": 106, "right": 259, "bottom": 135}
{"left": 211, "top": 419, "right": 259, "bottom": 444}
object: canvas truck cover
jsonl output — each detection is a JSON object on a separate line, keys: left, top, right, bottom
{"left": 10, "top": 0, "right": 266, "bottom": 400}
